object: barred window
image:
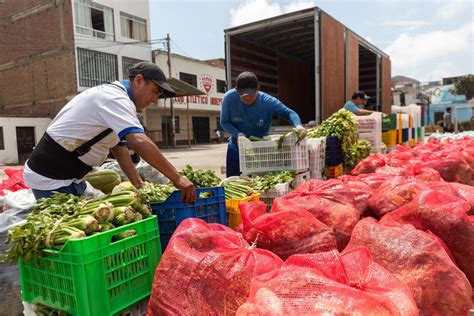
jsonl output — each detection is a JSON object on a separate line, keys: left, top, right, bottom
{"left": 216, "top": 79, "right": 226, "bottom": 93}
{"left": 179, "top": 72, "right": 197, "bottom": 87}
{"left": 122, "top": 57, "right": 146, "bottom": 79}
{"left": 77, "top": 48, "right": 118, "bottom": 87}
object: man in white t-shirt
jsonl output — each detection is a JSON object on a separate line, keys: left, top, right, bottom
{"left": 25, "top": 62, "right": 196, "bottom": 203}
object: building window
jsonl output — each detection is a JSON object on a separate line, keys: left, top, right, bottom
{"left": 122, "top": 57, "right": 146, "bottom": 80}
{"left": 77, "top": 48, "right": 118, "bottom": 87}
{"left": 0, "top": 127, "right": 4, "bottom": 150}
{"left": 216, "top": 79, "right": 226, "bottom": 93}
{"left": 179, "top": 72, "right": 197, "bottom": 87}
{"left": 162, "top": 116, "right": 180, "bottom": 133}
{"left": 120, "top": 12, "right": 147, "bottom": 42}
{"left": 74, "top": 0, "right": 114, "bottom": 40}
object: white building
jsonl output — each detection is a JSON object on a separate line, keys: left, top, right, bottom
{"left": 73, "top": 0, "right": 152, "bottom": 91}
{"left": 148, "top": 50, "right": 227, "bottom": 146}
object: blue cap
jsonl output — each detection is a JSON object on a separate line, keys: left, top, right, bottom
{"left": 352, "top": 90, "right": 370, "bottom": 100}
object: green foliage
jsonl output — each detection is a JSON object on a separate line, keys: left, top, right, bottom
{"left": 452, "top": 75, "right": 474, "bottom": 100}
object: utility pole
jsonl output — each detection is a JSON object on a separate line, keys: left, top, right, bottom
{"left": 166, "top": 33, "right": 176, "bottom": 148}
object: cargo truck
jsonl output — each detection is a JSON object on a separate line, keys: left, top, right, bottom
{"left": 224, "top": 7, "right": 392, "bottom": 126}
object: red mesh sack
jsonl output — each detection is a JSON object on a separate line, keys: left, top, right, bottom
{"left": 351, "top": 153, "right": 386, "bottom": 175}
{"left": 293, "top": 179, "right": 372, "bottom": 216}
{"left": 281, "top": 194, "right": 360, "bottom": 250}
{"left": 368, "top": 177, "right": 429, "bottom": 218}
{"left": 449, "top": 182, "right": 474, "bottom": 213}
{"left": 342, "top": 173, "right": 393, "bottom": 190}
{"left": 346, "top": 218, "right": 472, "bottom": 315}
{"left": 237, "top": 247, "right": 418, "bottom": 316}
{"left": 419, "top": 157, "right": 472, "bottom": 184}
{"left": 380, "top": 190, "right": 474, "bottom": 286}
{"left": 147, "top": 218, "right": 283, "bottom": 315}
{"left": 238, "top": 201, "right": 337, "bottom": 260}
{"left": 0, "top": 168, "right": 28, "bottom": 195}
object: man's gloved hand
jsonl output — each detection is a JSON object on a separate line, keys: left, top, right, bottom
{"left": 295, "top": 125, "right": 307, "bottom": 138}
{"left": 237, "top": 132, "right": 246, "bottom": 138}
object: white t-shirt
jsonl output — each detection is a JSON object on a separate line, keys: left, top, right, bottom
{"left": 24, "top": 81, "right": 143, "bottom": 190}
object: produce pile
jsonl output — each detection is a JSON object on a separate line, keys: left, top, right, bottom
{"left": 4, "top": 190, "right": 149, "bottom": 262}
{"left": 149, "top": 136, "right": 474, "bottom": 315}
{"left": 307, "top": 109, "right": 371, "bottom": 168}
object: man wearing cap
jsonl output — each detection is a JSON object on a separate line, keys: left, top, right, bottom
{"left": 343, "top": 91, "right": 375, "bottom": 115}
{"left": 220, "top": 71, "right": 304, "bottom": 177}
{"left": 24, "top": 62, "right": 196, "bottom": 203}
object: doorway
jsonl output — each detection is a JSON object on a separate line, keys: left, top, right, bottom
{"left": 16, "top": 127, "right": 35, "bottom": 164}
{"left": 192, "top": 117, "right": 210, "bottom": 144}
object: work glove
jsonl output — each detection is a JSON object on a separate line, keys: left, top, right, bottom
{"left": 237, "top": 132, "right": 246, "bottom": 138}
{"left": 295, "top": 125, "right": 307, "bottom": 139}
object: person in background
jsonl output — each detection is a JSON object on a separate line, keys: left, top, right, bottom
{"left": 343, "top": 91, "right": 375, "bottom": 115}
{"left": 24, "top": 62, "right": 196, "bottom": 203}
{"left": 443, "top": 107, "right": 454, "bottom": 133}
{"left": 214, "top": 129, "right": 222, "bottom": 143}
{"left": 220, "top": 71, "right": 305, "bottom": 177}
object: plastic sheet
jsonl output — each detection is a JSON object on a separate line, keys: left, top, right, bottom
{"left": 147, "top": 218, "right": 283, "bottom": 315}
{"left": 237, "top": 247, "right": 418, "bottom": 316}
{"left": 347, "top": 218, "right": 472, "bottom": 315}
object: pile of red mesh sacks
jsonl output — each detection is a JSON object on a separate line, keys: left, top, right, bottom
{"left": 146, "top": 138, "right": 474, "bottom": 315}
{"left": 0, "top": 169, "right": 28, "bottom": 196}
{"left": 352, "top": 138, "right": 474, "bottom": 185}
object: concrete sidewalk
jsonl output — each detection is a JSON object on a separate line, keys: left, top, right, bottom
{"left": 160, "top": 143, "right": 227, "bottom": 177}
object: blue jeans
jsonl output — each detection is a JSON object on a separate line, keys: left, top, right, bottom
{"left": 32, "top": 180, "right": 87, "bottom": 200}
{"left": 226, "top": 140, "right": 240, "bottom": 177}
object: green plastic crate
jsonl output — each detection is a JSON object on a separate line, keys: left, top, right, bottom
{"left": 382, "top": 114, "right": 397, "bottom": 131}
{"left": 19, "top": 216, "right": 161, "bottom": 316}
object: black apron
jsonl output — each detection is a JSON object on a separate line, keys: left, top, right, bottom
{"left": 27, "top": 128, "right": 113, "bottom": 180}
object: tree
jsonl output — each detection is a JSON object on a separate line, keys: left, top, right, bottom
{"left": 452, "top": 75, "right": 474, "bottom": 100}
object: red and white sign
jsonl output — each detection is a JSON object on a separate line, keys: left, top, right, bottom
{"left": 200, "top": 74, "right": 214, "bottom": 94}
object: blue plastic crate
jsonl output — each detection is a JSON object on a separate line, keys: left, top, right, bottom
{"left": 325, "top": 153, "right": 343, "bottom": 167}
{"left": 149, "top": 187, "right": 226, "bottom": 250}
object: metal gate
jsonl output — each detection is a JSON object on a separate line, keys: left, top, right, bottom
{"left": 16, "top": 127, "right": 35, "bottom": 164}
{"left": 192, "top": 117, "right": 210, "bottom": 144}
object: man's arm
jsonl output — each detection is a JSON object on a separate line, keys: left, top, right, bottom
{"left": 269, "top": 96, "right": 302, "bottom": 126}
{"left": 220, "top": 96, "right": 241, "bottom": 137}
{"left": 355, "top": 109, "right": 375, "bottom": 116}
{"left": 125, "top": 133, "right": 196, "bottom": 203}
{"left": 110, "top": 145, "right": 144, "bottom": 188}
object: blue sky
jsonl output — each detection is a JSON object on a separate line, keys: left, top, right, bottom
{"left": 150, "top": 0, "right": 473, "bottom": 82}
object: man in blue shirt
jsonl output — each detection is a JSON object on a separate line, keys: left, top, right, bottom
{"left": 343, "top": 91, "right": 375, "bottom": 115}
{"left": 220, "top": 71, "right": 304, "bottom": 177}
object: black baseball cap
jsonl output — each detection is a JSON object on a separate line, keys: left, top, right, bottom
{"left": 352, "top": 90, "right": 370, "bottom": 100}
{"left": 129, "top": 62, "right": 176, "bottom": 98}
{"left": 236, "top": 71, "right": 258, "bottom": 97}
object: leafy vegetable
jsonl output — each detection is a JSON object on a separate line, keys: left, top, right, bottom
{"left": 180, "top": 165, "right": 222, "bottom": 188}
{"left": 343, "top": 140, "right": 372, "bottom": 169}
{"left": 250, "top": 171, "right": 296, "bottom": 193}
{"left": 307, "top": 109, "right": 358, "bottom": 151}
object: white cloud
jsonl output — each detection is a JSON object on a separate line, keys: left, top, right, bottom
{"left": 435, "top": 0, "right": 472, "bottom": 20}
{"left": 382, "top": 20, "right": 431, "bottom": 31}
{"left": 230, "top": 0, "right": 316, "bottom": 27}
{"left": 385, "top": 22, "right": 474, "bottom": 81}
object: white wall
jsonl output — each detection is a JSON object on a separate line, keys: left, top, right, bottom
{"left": 153, "top": 51, "right": 226, "bottom": 112}
{"left": 73, "top": 0, "right": 152, "bottom": 91}
{"left": 0, "top": 117, "right": 51, "bottom": 164}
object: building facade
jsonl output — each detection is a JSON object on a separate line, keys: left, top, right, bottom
{"left": 149, "top": 50, "right": 226, "bottom": 146}
{"left": 0, "top": 0, "right": 151, "bottom": 163}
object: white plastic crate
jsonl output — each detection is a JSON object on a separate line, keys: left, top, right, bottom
{"left": 353, "top": 112, "right": 382, "bottom": 132}
{"left": 238, "top": 134, "right": 309, "bottom": 176}
{"left": 294, "top": 171, "right": 310, "bottom": 187}
{"left": 359, "top": 131, "right": 382, "bottom": 153}
{"left": 307, "top": 137, "right": 326, "bottom": 178}
{"left": 259, "top": 182, "right": 291, "bottom": 211}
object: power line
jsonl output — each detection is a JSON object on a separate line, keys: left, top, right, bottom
{"left": 170, "top": 39, "right": 192, "bottom": 58}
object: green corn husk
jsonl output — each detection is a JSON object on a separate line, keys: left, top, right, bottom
{"left": 50, "top": 226, "right": 87, "bottom": 249}
{"left": 113, "top": 206, "right": 135, "bottom": 226}
{"left": 133, "top": 212, "right": 143, "bottom": 222}
{"left": 132, "top": 203, "right": 152, "bottom": 218}
{"left": 99, "top": 222, "right": 115, "bottom": 232}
